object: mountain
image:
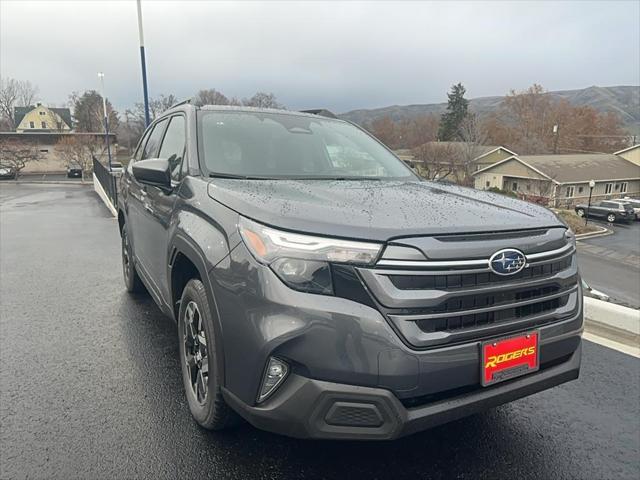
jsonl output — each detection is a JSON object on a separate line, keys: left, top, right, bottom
{"left": 339, "top": 85, "right": 640, "bottom": 135}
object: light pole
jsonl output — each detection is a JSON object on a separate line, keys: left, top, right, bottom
{"left": 585, "top": 179, "right": 596, "bottom": 226}
{"left": 136, "top": 0, "right": 151, "bottom": 127}
{"left": 97, "top": 72, "right": 113, "bottom": 172}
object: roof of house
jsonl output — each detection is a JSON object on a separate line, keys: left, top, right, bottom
{"left": 614, "top": 144, "right": 639, "bottom": 155}
{"left": 481, "top": 153, "right": 640, "bottom": 183}
{"left": 417, "top": 142, "right": 515, "bottom": 160}
{"left": 14, "top": 105, "right": 72, "bottom": 129}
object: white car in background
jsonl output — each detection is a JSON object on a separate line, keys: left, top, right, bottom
{"left": 620, "top": 197, "right": 640, "bottom": 220}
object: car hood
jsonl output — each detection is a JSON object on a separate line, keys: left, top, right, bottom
{"left": 207, "top": 179, "right": 564, "bottom": 242}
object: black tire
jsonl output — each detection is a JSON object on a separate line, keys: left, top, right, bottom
{"left": 121, "top": 225, "right": 146, "bottom": 293}
{"left": 576, "top": 208, "right": 585, "bottom": 217}
{"left": 606, "top": 213, "right": 616, "bottom": 223}
{"left": 178, "top": 279, "right": 238, "bottom": 430}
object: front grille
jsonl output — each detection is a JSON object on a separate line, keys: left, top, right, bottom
{"left": 388, "top": 256, "right": 571, "bottom": 290}
{"left": 357, "top": 240, "right": 580, "bottom": 348}
{"left": 415, "top": 286, "right": 570, "bottom": 334}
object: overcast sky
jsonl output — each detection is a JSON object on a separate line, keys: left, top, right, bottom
{"left": 1, "top": 0, "right": 639, "bottom": 113}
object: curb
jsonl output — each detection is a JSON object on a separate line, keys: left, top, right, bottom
{"left": 575, "top": 226, "right": 612, "bottom": 241}
{"left": 6, "top": 180, "right": 88, "bottom": 186}
{"left": 583, "top": 296, "right": 639, "bottom": 349}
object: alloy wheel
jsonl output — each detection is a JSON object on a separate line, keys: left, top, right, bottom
{"left": 122, "top": 232, "right": 131, "bottom": 279}
{"left": 183, "top": 301, "right": 209, "bottom": 405}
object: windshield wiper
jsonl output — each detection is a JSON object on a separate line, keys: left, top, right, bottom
{"left": 209, "top": 172, "right": 276, "bottom": 180}
{"left": 283, "top": 176, "right": 383, "bottom": 181}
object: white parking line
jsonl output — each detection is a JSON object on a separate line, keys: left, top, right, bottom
{"left": 583, "top": 332, "right": 640, "bottom": 358}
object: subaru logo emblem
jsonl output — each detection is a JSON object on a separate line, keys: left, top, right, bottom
{"left": 489, "top": 249, "right": 527, "bottom": 275}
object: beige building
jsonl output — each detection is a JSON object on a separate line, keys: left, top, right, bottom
{"left": 473, "top": 153, "right": 640, "bottom": 207}
{"left": 615, "top": 144, "right": 640, "bottom": 166}
{"left": 14, "top": 104, "right": 72, "bottom": 132}
{"left": 400, "top": 142, "right": 516, "bottom": 183}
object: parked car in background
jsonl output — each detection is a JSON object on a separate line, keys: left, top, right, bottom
{"left": 620, "top": 197, "right": 640, "bottom": 220}
{"left": 0, "top": 165, "right": 16, "bottom": 180}
{"left": 118, "top": 105, "right": 583, "bottom": 440}
{"left": 66, "top": 163, "right": 82, "bottom": 178}
{"left": 575, "top": 200, "right": 634, "bottom": 224}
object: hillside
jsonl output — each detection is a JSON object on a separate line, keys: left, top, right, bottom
{"left": 339, "top": 85, "right": 640, "bottom": 135}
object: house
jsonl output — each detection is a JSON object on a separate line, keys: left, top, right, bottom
{"left": 473, "top": 152, "right": 640, "bottom": 207}
{"left": 400, "top": 142, "right": 516, "bottom": 183}
{"left": 615, "top": 144, "right": 640, "bottom": 166}
{"left": 14, "top": 103, "right": 72, "bottom": 132}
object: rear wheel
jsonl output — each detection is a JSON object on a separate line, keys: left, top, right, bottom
{"left": 576, "top": 208, "right": 585, "bottom": 217}
{"left": 121, "top": 225, "right": 145, "bottom": 293}
{"left": 178, "top": 279, "right": 237, "bottom": 430}
{"left": 606, "top": 213, "right": 616, "bottom": 223}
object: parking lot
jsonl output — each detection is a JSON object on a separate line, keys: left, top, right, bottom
{"left": 1, "top": 183, "right": 639, "bottom": 480}
{"left": 577, "top": 220, "right": 640, "bottom": 308}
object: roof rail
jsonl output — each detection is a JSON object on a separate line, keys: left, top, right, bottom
{"left": 299, "top": 109, "right": 338, "bottom": 119}
{"left": 169, "top": 98, "right": 192, "bottom": 109}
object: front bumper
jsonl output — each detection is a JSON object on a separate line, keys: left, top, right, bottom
{"left": 223, "top": 341, "right": 581, "bottom": 440}
{"left": 211, "top": 242, "right": 583, "bottom": 440}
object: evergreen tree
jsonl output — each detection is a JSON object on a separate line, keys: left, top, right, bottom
{"left": 438, "top": 83, "right": 469, "bottom": 141}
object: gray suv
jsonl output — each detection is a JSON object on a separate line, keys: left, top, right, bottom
{"left": 118, "top": 105, "right": 582, "bottom": 440}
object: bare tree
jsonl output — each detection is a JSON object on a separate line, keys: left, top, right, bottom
{"left": 411, "top": 143, "right": 459, "bottom": 181}
{"left": 458, "top": 113, "right": 490, "bottom": 185}
{"left": 242, "top": 92, "right": 283, "bottom": 109}
{"left": 193, "top": 89, "right": 233, "bottom": 107}
{"left": 0, "top": 77, "right": 40, "bottom": 129}
{"left": 56, "top": 136, "right": 105, "bottom": 181}
{"left": 0, "top": 139, "right": 42, "bottom": 178}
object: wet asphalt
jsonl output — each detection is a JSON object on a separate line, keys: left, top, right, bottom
{"left": 576, "top": 220, "right": 640, "bottom": 308}
{"left": 1, "top": 183, "right": 639, "bottom": 480}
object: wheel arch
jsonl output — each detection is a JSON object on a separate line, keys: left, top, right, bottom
{"left": 169, "top": 234, "right": 227, "bottom": 386}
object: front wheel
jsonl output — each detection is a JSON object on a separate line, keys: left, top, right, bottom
{"left": 606, "top": 213, "right": 616, "bottom": 223}
{"left": 121, "top": 225, "right": 146, "bottom": 293}
{"left": 178, "top": 279, "right": 238, "bottom": 430}
{"left": 576, "top": 208, "right": 585, "bottom": 217}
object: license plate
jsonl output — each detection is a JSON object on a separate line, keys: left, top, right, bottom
{"left": 481, "top": 331, "right": 539, "bottom": 386}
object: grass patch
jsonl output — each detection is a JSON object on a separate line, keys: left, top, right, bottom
{"left": 554, "top": 209, "right": 601, "bottom": 235}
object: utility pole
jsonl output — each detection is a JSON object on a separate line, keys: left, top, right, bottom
{"left": 136, "top": 0, "right": 151, "bottom": 127}
{"left": 97, "top": 72, "right": 113, "bottom": 172}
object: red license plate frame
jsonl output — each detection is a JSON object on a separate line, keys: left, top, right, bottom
{"left": 481, "top": 331, "right": 539, "bottom": 386}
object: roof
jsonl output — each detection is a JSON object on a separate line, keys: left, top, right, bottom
{"left": 499, "top": 154, "right": 640, "bottom": 183}
{"left": 614, "top": 144, "right": 640, "bottom": 155}
{"left": 416, "top": 142, "right": 515, "bottom": 160}
{"left": 14, "top": 105, "right": 72, "bottom": 129}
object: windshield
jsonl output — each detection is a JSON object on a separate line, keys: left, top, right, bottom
{"left": 198, "top": 111, "right": 416, "bottom": 180}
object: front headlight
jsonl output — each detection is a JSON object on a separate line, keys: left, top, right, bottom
{"left": 238, "top": 217, "right": 382, "bottom": 294}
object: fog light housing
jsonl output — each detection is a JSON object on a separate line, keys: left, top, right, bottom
{"left": 257, "top": 357, "right": 289, "bottom": 403}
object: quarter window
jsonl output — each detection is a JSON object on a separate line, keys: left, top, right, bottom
{"left": 158, "top": 116, "right": 186, "bottom": 181}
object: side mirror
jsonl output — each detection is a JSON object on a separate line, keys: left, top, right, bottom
{"left": 132, "top": 158, "right": 171, "bottom": 189}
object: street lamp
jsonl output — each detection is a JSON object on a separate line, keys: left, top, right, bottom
{"left": 97, "top": 72, "right": 113, "bottom": 172}
{"left": 585, "top": 179, "right": 596, "bottom": 226}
